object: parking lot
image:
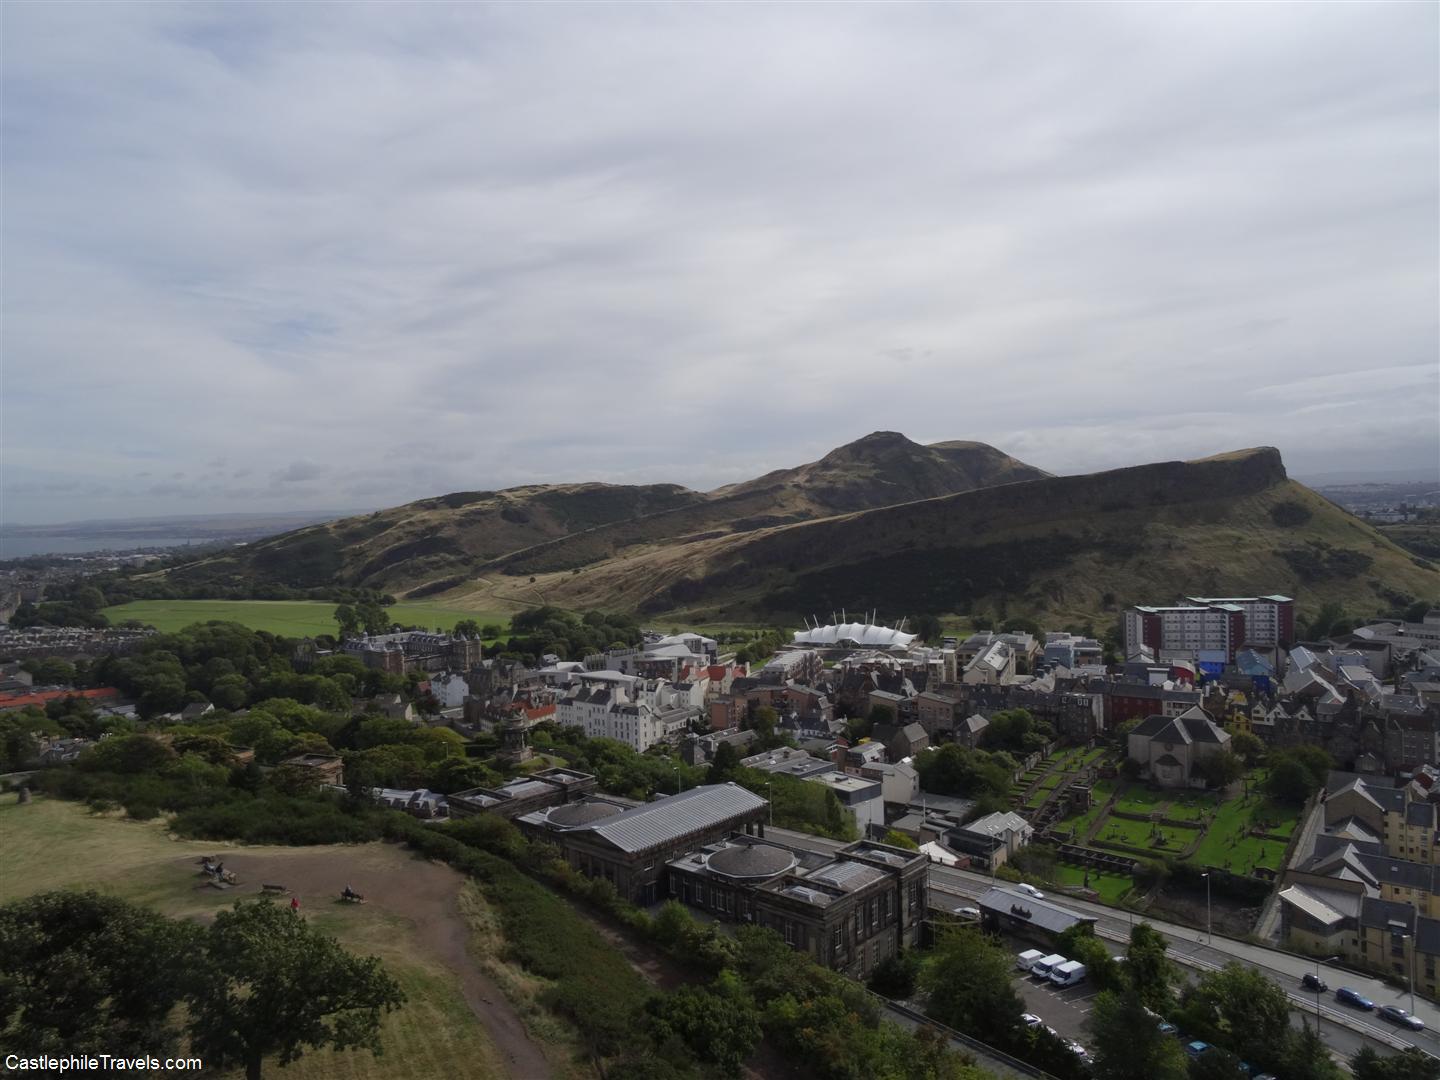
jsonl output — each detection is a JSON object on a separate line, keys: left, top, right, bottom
{"left": 1014, "top": 966, "right": 1103, "bottom": 1048}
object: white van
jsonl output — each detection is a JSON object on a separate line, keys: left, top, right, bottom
{"left": 1030, "top": 953, "right": 1067, "bottom": 979}
{"left": 1050, "top": 960, "right": 1087, "bottom": 987}
{"left": 1016, "top": 949, "right": 1046, "bottom": 972}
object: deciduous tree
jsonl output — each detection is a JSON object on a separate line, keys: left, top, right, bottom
{"left": 186, "top": 899, "right": 404, "bottom": 1080}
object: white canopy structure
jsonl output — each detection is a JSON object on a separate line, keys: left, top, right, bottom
{"left": 791, "top": 622, "right": 917, "bottom": 649}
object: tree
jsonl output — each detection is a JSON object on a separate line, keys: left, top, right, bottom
{"left": 1054, "top": 926, "right": 1122, "bottom": 991}
{"left": 913, "top": 614, "right": 943, "bottom": 643}
{"left": 707, "top": 741, "right": 742, "bottom": 785}
{"left": 1265, "top": 746, "right": 1332, "bottom": 804}
{"left": 883, "top": 829, "right": 920, "bottom": 851}
{"left": 1352, "top": 1047, "right": 1440, "bottom": 1080}
{"left": 1278, "top": 1019, "right": 1344, "bottom": 1080}
{"left": 920, "top": 925, "right": 1023, "bottom": 1037}
{"left": 187, "top": 899, "right": 405, "bottom": 1080}
{"left": 1173, "top": 962, "right": 1291, "bottom": 1070}
{"left": 1087, "top": 990, "right": 1187, "bottom": 1080}
{"left": 452, "top": 619, "right": 481, "bottom": 637}
{"left": 334, "top": 604, "right": 360, "bottom": 639}
{"left": 1228, "top": 729, "right": 1264, "bottom": 767}
{"left": 644, "top": 971, "right": 760, "bottom": 1078}
{"left": 867, "top": 951, "right": 921, "bottom": 999}
{"left": 0, "top": 890, "right": 198, "bottom": 1056}
{"left": 1125, "top": 922, "right": 1176, "bottom": 1013}
{"left": 1196, "top": 750, "right": 1245, "bottom": 790}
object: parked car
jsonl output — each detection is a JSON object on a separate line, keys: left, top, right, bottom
{"left": 1301, "top": 972, "right": 1328, "bottom": 993}
{"left": 1335, "top": 987, "right": 1376, "bottom": 1010}
{"left": 1158, "top": 1022, "right": 1179, "bottom": 1037}
{"left": 956, "top": 906, "right": 981, "bottom": 920}
{"left": 1184, "top": 1041, "right": 1213, "bottom": 1059}
{"left": 1378, "top": 1005, "right": 1425, "bottom": 1031}
{"left": 1066, "top": 1040, "right": 1088, "bottom": 1059}
{"left": 1015, "top": 883, "right": 1045, "bottom": 899}
{"left": 1021, "top": 1013, "right": 1043, "bottom": 1029}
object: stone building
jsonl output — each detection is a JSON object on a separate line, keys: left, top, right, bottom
{"left": 448, "top": 767, "right": 597, "bottom": 820}
{"left": 516, "top": 783, "right": 769, "bottom": 905}
{"left": 665, "top": 836, "right": 928, "bottom": 979}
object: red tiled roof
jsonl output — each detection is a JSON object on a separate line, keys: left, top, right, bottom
{"left": 524, "top": 704, "right": 556, "bottom": 721}
{"left": 0, "top": 687, "right": 121, "bottom": 711}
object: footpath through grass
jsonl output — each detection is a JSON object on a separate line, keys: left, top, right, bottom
{"left": 101, "top": 599, "right": 512, "bottom": 637}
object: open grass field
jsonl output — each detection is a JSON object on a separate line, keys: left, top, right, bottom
{"left": 0, "top": 795, "right": 550, "bottom": 1080}
{"left": 100, "top": 599, "right": 513, "bottom": 637}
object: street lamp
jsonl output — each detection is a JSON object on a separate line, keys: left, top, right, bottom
{"left": 1201, "top": 872, "right": 1212, "bottom": 945}
{"left": 1401, "top": 934, "right": 1418, "bottom": 1017}
{"left": 764, "top": 781, "right": 773, "bottom": 826}
{"left": 674, "top": 766, "right": 681, "bottom": 795}
{"left": 1314, "top": 955, "right": 1340, "bottom": 1034}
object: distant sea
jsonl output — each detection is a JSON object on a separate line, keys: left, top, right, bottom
{"left": 0, "top": 536, "right": 206, "bottom": 558}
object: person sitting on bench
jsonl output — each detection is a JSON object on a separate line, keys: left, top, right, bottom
{"left": 342, "top": 885, "right": 360, "bottom": 900}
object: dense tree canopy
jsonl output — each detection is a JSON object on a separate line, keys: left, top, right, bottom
{"left": 187, "top": 899, "right": 405, "bottom": 1080}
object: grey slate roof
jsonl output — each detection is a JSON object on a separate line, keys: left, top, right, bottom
{"left": 1360, "top": 896, "right": 1417, "bottom": 932}
{"left": 580, "top": 783, "right": 766, "bottom": 854}
{"left": 978, "top": 886, "right": 1096, "bottom": 935}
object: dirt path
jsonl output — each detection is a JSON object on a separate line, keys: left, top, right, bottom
{"left": 190, "top": 848, "right": 554, "bottom": 1080}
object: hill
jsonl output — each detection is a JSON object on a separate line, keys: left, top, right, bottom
{"left": 487, "top": 447, "right": 1440, "bottom": 630}
{"left": 153, "top": 433, "right": 1046, "bottom": 595}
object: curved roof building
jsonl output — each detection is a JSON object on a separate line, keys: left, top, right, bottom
{"left": 791, "top": 622, "right": 917, "bottom": 649}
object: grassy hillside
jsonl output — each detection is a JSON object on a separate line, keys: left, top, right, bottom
{"left": 153, "top": 432, "right": 1046, "bottom": 596}
{"left": 487, "top": 447, "right": 1440, "bottom": 630}
{"left": 0, "top": 796, "right": 517, "bottom": 1080}
{"left": 99, "top": 599, "right": 514, "bottom": 636}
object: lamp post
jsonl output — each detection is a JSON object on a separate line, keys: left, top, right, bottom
{"left": 674, "top": 766, "right": 681, "bottom": 796}
{"left": 1201, "top": 871, "right": 1212, "bottom": 944}
{"left": 765, "top": 781, "right": 773, "bottom": 826}
{"left": 1402, "top": 933, "right": 1418, "bottom": 1017}
{"left": 1315, "top": 955, "right": 1339, "bottom": 1034}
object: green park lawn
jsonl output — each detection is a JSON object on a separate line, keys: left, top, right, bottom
{"left": 101, "top": 599, "right": 512, "bottom": 638}
{"left": 1164, "top": 792, "right": 1221, "bottom": 822}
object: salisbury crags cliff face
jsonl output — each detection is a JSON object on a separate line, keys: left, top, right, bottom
{"left": 156, "top": 432, "right": 1046, "bottom": 594}
{"left": 514, "top": 446, "right": 1440, "bottom": 628}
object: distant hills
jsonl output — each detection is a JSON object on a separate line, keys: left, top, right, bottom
{"left": 152, "top": 436, "right": 1440, "bottom": 628}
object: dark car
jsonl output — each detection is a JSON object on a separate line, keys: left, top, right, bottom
{"left": 1336, "top": 987, "right": 1376, "bottom": 1010}
{"left": 1378, "top": 1004, "right": 1425, "bottom": 1031}
{"left": 1301, "top": 972, "right": 1328, "bottom": 993}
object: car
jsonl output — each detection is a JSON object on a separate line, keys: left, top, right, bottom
{"left": 1336, "top": 987, "right": 1376, "bottom": 1010}
{"left": 1378, "top": 1004, "right": 1426, "bottom": 1031}
{"left": 1301, "top": 972, "right": 1328, "bottom": 993}
{"left": 1021, "top": 1013, "right": 1043, "bottom": 1029}
{"left": 1066, "top": 1041, "right": 1088, "bottom": 1059}
{"left": 1015, "top": 883, "right": 1045, "bottom": 899}
{"left": 1184, "top": 1041, "right": 1213, "bottom": 1059}
{"left": 956, "top": 906, "right": 981, "bottom": 920}
{"left": 1158, "top": 1022, "right": 1179, "bottom": 1037}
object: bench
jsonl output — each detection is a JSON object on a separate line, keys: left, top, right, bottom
{"left": 261, "top": 883, "right": 288, "bottom": 894}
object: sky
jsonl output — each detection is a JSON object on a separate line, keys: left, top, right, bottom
{"left": 3, "top": 2, "right": 1437, "bottom": 525}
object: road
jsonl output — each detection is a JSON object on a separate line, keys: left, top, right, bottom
{"left": 923, "top": 865, "right": 1434, "bottom": 1058}
{"left": 762, "top": 825, "right": 1434, "bottom": 1059}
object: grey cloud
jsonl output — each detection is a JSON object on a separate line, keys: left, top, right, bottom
{"left": 1, "top": 2, "right": 1435, "bottom": 523}
{"left": 273, "top": 460, "right": 326, "bottom": 484}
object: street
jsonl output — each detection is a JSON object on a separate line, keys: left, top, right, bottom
{"left": 761, "top": 825, "right": 1433, "bottom": 1060}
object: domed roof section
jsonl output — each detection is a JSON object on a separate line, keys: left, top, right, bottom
{"left": 791, "top": 622, "right": 917, "bottom": 649}
{"left": 707, "top": 844, "right": 796, "bottom": 880}
{"left": 547, "top": 800, "right": 625, "bottom": 828}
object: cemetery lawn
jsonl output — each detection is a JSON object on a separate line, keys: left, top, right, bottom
{"left": 0, "top": 795, "right": 540, "bottom": 1080}
{"left": 1053, "top": 863, "right": 1133, "bottom": 904}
